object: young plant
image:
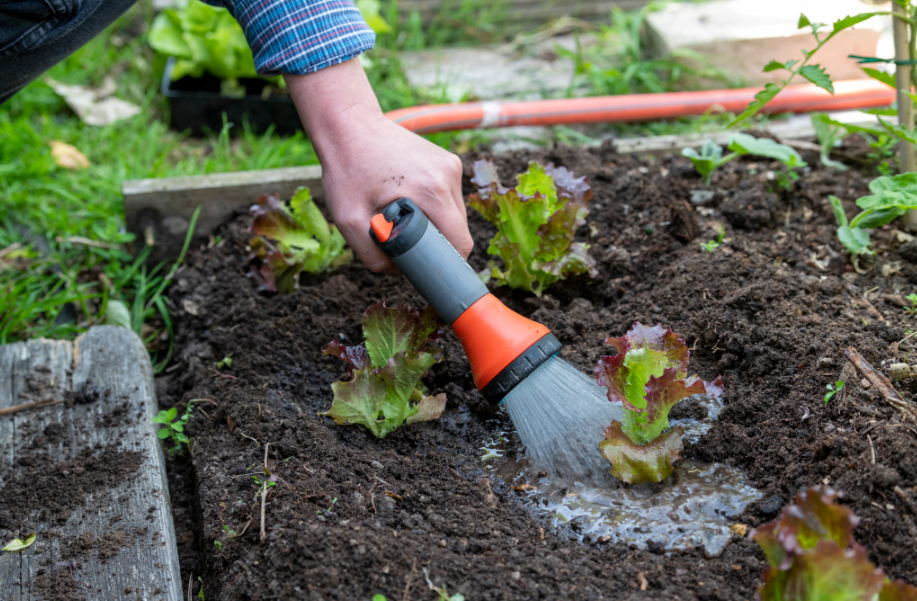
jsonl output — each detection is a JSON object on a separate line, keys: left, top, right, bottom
{"left": 248, "top": 187, "right": 351, "bottom": 294}
{"left": 595, "top": 323, "right": 723, "bottom": 484}
{"left": 467, "top": 159, "right": 597, "bottom": 296}
{"left": 153, "top": 402, "right": 195, "bottom": 456}
{"left": 829, "top": 173, "right": 917, "bottom": 256}
{"left": 824, "top": 380, "right": 844, "bottom": 405}
{"left": 906, "top": 293, "right": 917, "bottom": 316}
{"left": 682, "top": 139, "right": 737, "bottom": 184}
{"left": 699, "top": 223, "right": 726, "bottom": 253}
{"left": 752, "top": 486, "right": 917, "bottom": 601}
{"left": 729, "top": 13, "right": 885, "bottom": 127}
{"left": 320, "top": 302, "right": 448, "bottom": 438}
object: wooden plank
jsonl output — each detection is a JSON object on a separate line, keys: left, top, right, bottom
{"left": 0, "top": 326, "right": 182, "bottom": 601}
{"left": 122, "top": 164, "right": 323, "bottom": 265}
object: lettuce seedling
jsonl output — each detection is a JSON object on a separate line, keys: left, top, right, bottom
{"left": 682, "top": 140, "right": 737, "bottom": 185}
{"left": 752, "top": 486, "right": 917, "bottom": 601}
{"left": 468, "top": 159, "right": 597, "bottom": 296}
{"left": 248, "top": 187, "right": 351, "bottom": 293}
{"left": 595, "top": 323, "right": 723, "bottom": 484}
{"left": 830, "top": 174, "right": 917, "bottom": 256}
{"left": 320, "top": 302, "right": 447, "bottom": 438}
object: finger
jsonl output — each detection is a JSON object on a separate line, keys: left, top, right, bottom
{"left": 428, "top": 199, "right": 474, "bottom": 260}
{"left": 336, "top": 207, "right": 397, "bottom": 273}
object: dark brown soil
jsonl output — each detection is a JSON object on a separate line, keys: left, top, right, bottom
{"left": 160, "top": 141, "right": 917, "bottom": 600}
{"left": 0, "top": 444, "right": 142, "bottom": 527}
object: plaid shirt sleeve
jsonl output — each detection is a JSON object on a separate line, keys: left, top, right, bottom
{"left": 204, "top": 0, "right": 376, "bottom": 76}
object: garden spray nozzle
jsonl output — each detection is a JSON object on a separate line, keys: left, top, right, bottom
{"left": 370, "top": 198, "right": 561, "bottom": 403}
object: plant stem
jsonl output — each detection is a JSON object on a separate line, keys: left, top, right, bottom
{"left": 897, "top": 1, "right": 917, "bottom": 229}
{"left": 260, "top": 442, "right": 269, "bottom": 544}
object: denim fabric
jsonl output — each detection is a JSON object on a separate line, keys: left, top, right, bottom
{"left": 0, "top": 0, "right": 137, "bottom": 104}
{"left": 0, "top": 0, "right": 375, "bottom": 105}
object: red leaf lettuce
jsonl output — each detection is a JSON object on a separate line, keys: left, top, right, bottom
{"left": 320, "top": 302, "right": 446, "bottom": 438}
{"left": 595, "top": 323, "right": 723, "bottom": 483}
{"left": 468, "top": 159, "right": 597, "bottom": 296}
{"left": 248, "top": 187, "right": 351, "bottom": 293}
{"left": 752, "top": 486, "right": 917, "bottom": 601}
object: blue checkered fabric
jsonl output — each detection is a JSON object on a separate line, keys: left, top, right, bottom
{"left": 205, "top": 0, "right": 376, "bottom": 76}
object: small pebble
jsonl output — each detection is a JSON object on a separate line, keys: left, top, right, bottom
{"left": 816, "top": 357, "right": 836, "bottom": 369}
{"left": 371, "top": 460, "right": 384, "bottom": 470}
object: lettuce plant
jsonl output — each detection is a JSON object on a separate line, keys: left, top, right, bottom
{"left": 752, "top": 486, "right": 917, "bottom": 601}
{"left": 320, "top": 302, "right": 447, "bottom": 438}
{"left": 248, "top": 187, "right": 351, "bottom": 294}
{"left": 595, "top": 323, "right": 723, "bottom": 484}
{"left": 468, "top": 159, "right": 597, "bottom": 296}
{"left": 830, "top": 174, "right": 917, "bottom": 256}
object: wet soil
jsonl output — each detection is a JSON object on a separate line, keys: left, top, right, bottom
{"left": 161, "top": 140, "right": 917, "bottom": 600}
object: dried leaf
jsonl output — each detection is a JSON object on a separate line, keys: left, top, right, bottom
{"left": 3, "top": 533, "right": 36, "bottom": 552}
{"left": 50, "top": 140, "right": 90, "bottom": 170}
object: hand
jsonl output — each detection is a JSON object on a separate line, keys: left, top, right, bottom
{"left": 285, "top": 60, "right": 472, "bottom": 272}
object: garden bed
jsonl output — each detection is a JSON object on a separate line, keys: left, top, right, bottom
{"left": 159, "top": 142, "right": 917, "bottom": 600}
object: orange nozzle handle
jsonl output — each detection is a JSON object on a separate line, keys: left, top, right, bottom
{"left": 452, "top": 293, "right": 551, "bottom": 391}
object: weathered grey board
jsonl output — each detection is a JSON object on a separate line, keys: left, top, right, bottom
{"left": 0, "top": 326, "right": 182, "bottom": 601}
{"left": 121, "top": 110, "right": 879, "bottom": 262}
{"left": 122, "top": 164, "right": 323, "bottom": 265}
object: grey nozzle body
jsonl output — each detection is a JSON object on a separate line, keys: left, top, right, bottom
{"left": 370, "top": 198, "right": 488, "bottom": 325}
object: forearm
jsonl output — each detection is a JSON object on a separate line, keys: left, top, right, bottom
{"left": 284, "top": 59, "right": 386, "bottom": 167}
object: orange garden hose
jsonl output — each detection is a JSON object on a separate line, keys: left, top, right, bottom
{"left": 385, "top": 79, "right": 896, "bottom": 134}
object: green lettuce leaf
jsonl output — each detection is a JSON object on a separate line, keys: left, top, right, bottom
{"left": 468, "top": 160, "right": 597, "bottom": 296}
{"left": 248, "top": 189, "right": 351, "bottom": 293}
{"left": 855, "top": 173, "right": 917, "bottom": 212}
{"left": 758, "top": 541, "right": 885, "bottom": 601}
{"left": 320, "top": 302, "right": 446, "bottom": 438}
{"left": 750, "top": 485, "right": 916, "bottom": 601}
{"left": 728, "top": 133, "right": 806, "bottom": 168}
{"left": 599, "top": 423, "right": 684, "bottom": 484}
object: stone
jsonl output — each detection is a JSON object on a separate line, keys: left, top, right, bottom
{"left": 758, "top": 495, "right": 784, "bottom": 516}
{"left": 644, "top": 0, "right": 888, "bottom": 86}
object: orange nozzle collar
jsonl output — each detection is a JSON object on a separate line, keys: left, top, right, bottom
{"left": 451, "top": 294, "right": 550, "bottom": 390}
{"left": 370, "top": 213, "right": 394, "bottom": 242}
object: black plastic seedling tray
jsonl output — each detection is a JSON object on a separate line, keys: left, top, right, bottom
{"left": 161, "top": 57, "right": 302, "bottom": 136}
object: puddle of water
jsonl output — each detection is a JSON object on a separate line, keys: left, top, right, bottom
{"left": 480, "top": 394, "right": 761, "bottom": 557}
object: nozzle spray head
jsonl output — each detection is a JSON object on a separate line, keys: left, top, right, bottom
{"left": 370, "top": 198, "right": 560, "bottom": 404}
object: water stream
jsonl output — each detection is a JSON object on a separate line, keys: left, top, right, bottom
{"left": 481, "top": 391, "right": 761, "bottom": 557}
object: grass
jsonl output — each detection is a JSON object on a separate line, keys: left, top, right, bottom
{"left": 1, "top": 0, "right": 741, "bottom": 353}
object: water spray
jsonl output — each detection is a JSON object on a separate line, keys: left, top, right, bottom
{"left": 370, "top": 198, "right": 621, "bottom": 483}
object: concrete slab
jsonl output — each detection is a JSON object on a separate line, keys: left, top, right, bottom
{"left": 400, "top": 39, "right": 583, "bottom": 102}
{"left": 644, "top": 0, "right": 891, "bottom": 85}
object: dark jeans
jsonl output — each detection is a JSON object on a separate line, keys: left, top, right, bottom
{"left": 0, "top": 0, "right": 138, "bottom": 104}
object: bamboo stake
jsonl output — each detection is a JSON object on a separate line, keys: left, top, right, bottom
{"left": 895, "top": 1, "right": 917, "bottom": 229}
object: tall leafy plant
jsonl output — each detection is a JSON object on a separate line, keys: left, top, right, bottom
{"left": 730, "top": 4, "right": 917, "bottom": 243}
